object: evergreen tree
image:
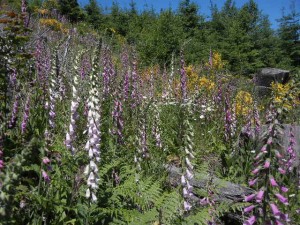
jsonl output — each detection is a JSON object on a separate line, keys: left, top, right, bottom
{"left": 58, "top": 0, "right": 84, "bottom": 22}
{"left": 84, "top": 0, "right": 103, "bottom": 29}
{"left": 138, "top": 8, "right": 182, "bottom": 66}
{"left": 277, "top": 1, "right": 300, "bottom": 68}
{"left": 178, "top": 0, "right": 200, "bottom": 37}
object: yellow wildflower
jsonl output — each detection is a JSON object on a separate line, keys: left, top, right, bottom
{"left": 235, "top": 91, "right": 253, "bottom": 116}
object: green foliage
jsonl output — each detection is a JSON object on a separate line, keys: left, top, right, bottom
{"left": 58, "top": 0, "right": 84, "bottom": 22}
{"left": 277, "top": 1, "right": 300, "bottom": 68}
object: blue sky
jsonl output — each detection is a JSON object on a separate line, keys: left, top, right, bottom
{"left": 78, "top": 0, "right": 300, "bottom": 29}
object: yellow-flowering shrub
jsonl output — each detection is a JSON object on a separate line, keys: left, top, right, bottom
{"left": 39, "top": 18, "right": 63, "bottom": 31}
{"left": 235, "top": 91, "right": 253, "bottom": 116}
{"left": 36, "top": 8, "right": 49, "bottom": 15}
{"left": 185, "top": 65, "right": 215, "bottom": 93}
{"left": 271, "top": 82, "right": 300, "bottom": 110}
{"left": 186, "top": 65, "right": 198, "bottom": 93}
{"left": 198, "top": 77, "right": 215, "bottom": 91}
{"left": 205, "top": 51, "right": 226, "bottom": 70}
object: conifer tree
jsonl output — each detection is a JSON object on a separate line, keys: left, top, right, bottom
{"left": 58, "top": 0, "right": 84, "bottom": 22}
{"left": 277, "top": 1, "right": 300, "bottom": 67}
{"left": 84, "top": 0, "right": 103, "bottom": 29}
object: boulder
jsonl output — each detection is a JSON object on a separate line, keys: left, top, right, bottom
{"left": 254, "top": 68, "right": 290, "bottom": 87}
{"left": 254, "top": 68, "right": 290, "bottom": 97}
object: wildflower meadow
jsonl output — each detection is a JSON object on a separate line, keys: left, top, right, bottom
{"left": 0, "top": 1, "right": 299, "bottom": 225}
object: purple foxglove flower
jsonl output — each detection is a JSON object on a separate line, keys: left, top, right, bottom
{"left": 244, "top": 205, "right": 255, "bottom": 213}
{"left": 255, "top": 152, "right": 264, "bottom": 160}
{"left": 245, "top": 193, "right": 256, "bottom": 202}
{"left": 261, "top": 145, "right": 267, "bottom": 153}
{"left": 278, "top": 168, "right": 286, "bottom": 174}
{"left": 183, "top": 200, "right": 192, "bottom": 211}
{"left": 183, "top": 187, "right": 188, "bottom": 198}
{"left": 280, "top": 213, "right": 290, "bottom": 222}
{"left": 252, "top": 167, "right": 261, "bottom": 175}
{"left": 275, "top": 151, "right": 283, "bottom": 159}
{"left": 256, "top": 190, "right": 264, "bottom": 202}
{"left": 200, "top": 197, "right": 209, "bottom": 205}
{"left": 281, "top": 186, "right": 288, "bottom": 193}
{"left": 267, "top": 137, "right": 273, "bottom": 145}
{"left": 21, "top": 96, "right": 30, "bottom": 133}
{"left": 180, "top": 50, "right": 187, "bottom": 101}
{"left": 270, "top": 177, "right": 279, "bottom": 187}
{"left": 9, "top": 95, "right": 19, "bottom": 128}
{"left": 243, "top": 215, "right": 256, "bottom": 225}
{"left": 274, "top": 193, "right": 288, "bottom": 205}
{"left": 264, "top": 159, "right": 270, "bottom": 168}
{"left": 42, "top": 157, "right": 50, "bottom": 164}
{"left": 42, "top": 170, "right": 50, "bottom": 182}
{"left": 270, "top": 203, "right": 281, "bottom": 216}
{"left": 249, "top": 178, "right": 258, "bottom": 186}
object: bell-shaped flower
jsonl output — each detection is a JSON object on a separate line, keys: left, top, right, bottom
{"left": 183, "top": 200, "right": 192, "bottom": 211}
{"left": 256, "top": 190, "right": 264, "bottom": 203}
{"left": 274, "top": 193, "right": 288, "bottom": 205}
{"left": 244, "top": 193, "right": 256, "bottom": 202}
{"left": 243, "top": 215, "right": 256, "bottom": 225}
{"left": 244, "top": 205, "right": 255, "bottom": 213}
{"left": 270, "top": 203, "right": 281, "bottom": 217}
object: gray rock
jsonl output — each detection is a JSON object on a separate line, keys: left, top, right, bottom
{"left": 167, "top": 165, "right": 254, "bottom": 204}
{"left": 254, "top": 68, "right": 290, "bottom": 87}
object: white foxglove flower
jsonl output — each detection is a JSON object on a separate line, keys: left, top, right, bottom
{"left": 86, "top": 188, "right": 91, "bottom": 198}
{"left": 181, "top": 175, "right": 186, "bottom": 185}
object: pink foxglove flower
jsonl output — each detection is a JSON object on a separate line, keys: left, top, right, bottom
{"left": 270, "top": 177, "right": 278, "bottom": 187}
{"left": 243, "top": 215, "right": 256, "bottom": 225}
{"left": 252, "top": 167, "right": 261, "bottom": 175}
{"left": 270, "top": 203, "right": 281, "bottom": 216}
{"left": 256, "top": 190, "right": 264, "bottom": 203}
{"left": 245, "top": 193, "right": 256, "bottom": 202}
{"left": 244, "top": 205, "right": 255, "bottom": 213}
{"left": 278, "top": 168, "right": 286, "bottom": 174}
{"left": 21, "top": 96, "right": 30, "bottom": 133}
{"left": 274, "top": 193, "right": 288, "bottom": 205}
{"left": 42, "top": 157, "right": 50, "bottom": 164}
{"left": 264, "top": 159, "right": 270, "bottom": 168}
{"left": 180, "top": 50, "right": 187, "bottom": 101}
{"left": 42, "top": 170, "right": 50, "bottom": 182}
{"left": 248, "top": 178, "right": 258, "bottom": 186}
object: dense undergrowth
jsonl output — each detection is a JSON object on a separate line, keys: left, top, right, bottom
{"left": 0, "top": 2, "right": 300, "bottom": 225}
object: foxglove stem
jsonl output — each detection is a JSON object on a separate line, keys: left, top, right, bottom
{"left": 131, "top": 53, "right": 139, "bottom": 108}
{"left": 84, "top": 55, "right": 101, "bottom": 203}
{"left": 121, "top": 47, "right": 130, "bottom": 100}
{"left": 65, "top": 51, "right": 82, "bottom": 154}
{"left": 244, "top": 104, "right": 289, "bottom": 223}
{"left": 9, "top": 94, "right": 19, "bottom": 128}
{"left": 21, "top": 96, "right": 30, "bottom": 134}
{"left": 253, "top": 102, "right": 261, "bottom": 135}
{"left": 151, "top": 103, "right": 162, "bottom": 149}
{"left": 180, "top": 50, "right": 187, "bottom": 101}
{"left": 285, "top": 126, "right": 296, "bottom": 172}
{"left": 102, "top": 48, "right": 110, "bottom": 96}
{"left": 181, "top": 103, "right": 195, "bottom": 211}
{"left": 111, "top": 91, "right": 124, "bottom": 144}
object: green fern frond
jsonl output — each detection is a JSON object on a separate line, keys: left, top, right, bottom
{"left": 183, "top": 208, "right": 211, "bottom": 225}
